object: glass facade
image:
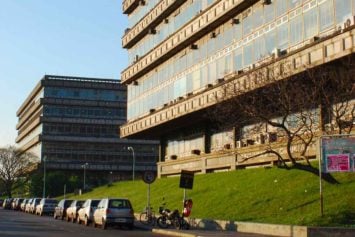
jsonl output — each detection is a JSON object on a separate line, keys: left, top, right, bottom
{"left": 127, "top": 0, "right": 355, "bottom": 121}
{"left": 127, "top": 0, "right": 216, "bottom": 64}
{"left": 45, "top": 87, "right": 126, "bottom": 102}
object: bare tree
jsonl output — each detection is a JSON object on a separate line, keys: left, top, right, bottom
{"left": 0, "top": 146, "right": 36, "bottom": 197}
{"left": 209, "top": 56, "right": 354, "bottom": 183}
{"left": 307, "top": 55, "right": 355, "bottom": 135}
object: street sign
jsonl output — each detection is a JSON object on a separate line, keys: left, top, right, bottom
{"left": 179, "top": 170, "right": 194, "bottom": 189}
{"left": 142, "top": 171, "right": 156, "bottom": 184}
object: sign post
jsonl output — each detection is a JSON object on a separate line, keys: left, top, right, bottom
{"left": 319, "top": 134, "right": 354, "bottom": 216}
{"left": 179, "top": 170, "right": 194, "bottom": 201}
{"left": 143, "top": 171, "right": 156, "bottom": 212}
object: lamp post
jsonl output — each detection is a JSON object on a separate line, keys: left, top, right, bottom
{"left": 42, "top": 156, "right": 47, "bottom": 198}
{"left": 82, "top": 163, "right": 89, "bottom": 191}
{"left": 128, "top": 147, "right": 135, "bottom": 181}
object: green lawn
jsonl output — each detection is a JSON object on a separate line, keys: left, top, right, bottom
{"left": 64, "top": 166, "right": 355, "bottom": 227}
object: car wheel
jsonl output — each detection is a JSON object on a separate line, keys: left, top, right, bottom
{"left": 40, "top": 211, "right": 43, "bottom": 216}
{"left": 71, "top": 214, "right": 76, "bottom": 223}
{"left": 84, "top": 216, "right": 89, "bottom": 226}
{"left": 128, "top": 223, "right": 134, "bottom": 230}
{"left": 66, "top": 214, "right": 70, "bottom": 222}
{"left": 101, "top": 219, "right": 107, "bottom": 230}
{"left": 54, "top": 212, "right": 57, "bottom": 219}
{"left": 76, "top": 215, "right": 81, "bottom": 224}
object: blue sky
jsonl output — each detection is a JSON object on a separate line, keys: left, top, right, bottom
{"left": 0, "top": 0, "right": 127, "bottom": 147}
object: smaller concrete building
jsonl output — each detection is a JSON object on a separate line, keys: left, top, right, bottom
{"left": 16, "top": 75, "right": 158, "bottom": 180}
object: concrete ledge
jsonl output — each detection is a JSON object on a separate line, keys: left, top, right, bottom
{"left": 152, "top": 228, "right": 196, "bottom": 237}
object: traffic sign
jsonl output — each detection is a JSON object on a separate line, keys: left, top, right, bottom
{"left": 179, "top": 170, "right": 194, "bottom": 189}
{"left": 142, "top": 171, "right": 156, "bottom": 184}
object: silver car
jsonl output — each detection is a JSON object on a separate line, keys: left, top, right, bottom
{"left": 77, "top": 199, "right": 100, "bottom": 226}
{"left": 29, "top": 198, "right": 42, "bottom": 214}
{"left": 93, "top": 198, "right": 134, "bottom": 229}
{"left": 35, "top": 199, "right": 58, "bottom": 216}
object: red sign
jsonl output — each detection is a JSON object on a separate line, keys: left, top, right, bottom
{"left": 326, "top": 154, "right": 350, "bottom": 172}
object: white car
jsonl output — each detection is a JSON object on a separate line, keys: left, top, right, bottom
{"left": 35, "top": 198, "right": 58, "bottom": 216}
{"left": 77, "top": 199, "right": 100, "bottom": 226}
{"left": 93, "top": 198, "right": 134, "bottom": 229}
{"left": 66, "top": 200, "right": 84, "bottom": 222}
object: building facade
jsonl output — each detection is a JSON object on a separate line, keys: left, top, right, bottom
{"left": 120, "top": 0, "right": 355, "bottom": 177}
{"left": 16, "top": 75, "right": 158, "bottom": 179}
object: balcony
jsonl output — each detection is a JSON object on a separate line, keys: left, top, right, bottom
{"left": 121, "top": 0, "right": 258, "bottom": 84}
{"left": 122, "top": 0, "right": 187, "bottom": 49}
{"left": 120, "top": 27, "right": 355, "bottom": 138}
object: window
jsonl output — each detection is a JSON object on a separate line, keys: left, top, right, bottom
{"left": 289, "top": 0, "right": 303, "bottom": 9}
{"left": 319, "top": 0, "right": 334, "bottom": 32}
{"left": 290, "top": 14, "right": 303, "bottom": 46}
{"left": 264, "top": 3, "right": 275, "bottom": 24}
{"left": 243, "top": 15, "right": 253, "bottom": 36}
{"left": 277, "top": 23, "right": 289, "bottom": 50}
{"left": 304, "top": 7, "right": 318, "bottom": 39}
{"left": 243, "top": 43, "right": 253, "bottom": 66}
{"left": 276, "top": 0, "right": 288, "bottom": 17}
{"left": 335, "top": 0, "right": 352, "bottom": 24}
{"left": 265, "top": 29, "right": 276, "bottom": 54}
{"left": 253, "top": 36, "right": 266, "bottom": 61}
{"left": 233, "top": 48, "right": 243, "bottom": 71}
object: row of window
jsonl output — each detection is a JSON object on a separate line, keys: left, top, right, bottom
{"left": 165, "top": 110, "right": 320, "bottom": 159}
{"left": 127, "top": 0, "right": 355, "bottom": 120}
{"left": 43, "top": 105, "right": 125, "bottom": 119}
{"left": 128, "top": 0, "right": 215, "bottom": 64}
{"left": 127, "top": 0, "right": 310, "bottom": 65}
{"left": 43, "top": 142, "right": 158, "bottom": 153}
{"left": 128, "top": 0, "right": 160, "bottom": 28}
{"left": 44, "top": 153, "right": 153, "bottom": 163}
{"left": 44, "top": 87, "right": 126, "bottom": 102}
{"left": 43, "top": 124, "right": 119, "bottom": 138}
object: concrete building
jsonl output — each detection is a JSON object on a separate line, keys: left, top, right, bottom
{"left": 120, "top": 0, "right": 355, "bottom": 177}
{"left": 16, "top": 75, "right": 158, "bottom": 179}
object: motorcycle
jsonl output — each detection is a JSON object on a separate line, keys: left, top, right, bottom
{"left": 156, "top": 202, "right": 190, "bottom": 230}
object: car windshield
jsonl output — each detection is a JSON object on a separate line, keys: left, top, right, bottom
{"left": 46, "top": 200, "right": 58, "bottom": 204}
{"left": 108, "top": 199, "right": 131, "bottom": 209}
{"left": 91, "top": 200, "right": 100, "bottom": 207}
{"left": 77, "top": 201, "right": 84, "bottom": 207}
{"left": 64, "top": 200, "right": 73, "bottom": 207}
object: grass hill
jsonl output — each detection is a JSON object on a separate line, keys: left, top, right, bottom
{"left": 65, "top": 165, "right": 355, "bottom": 227}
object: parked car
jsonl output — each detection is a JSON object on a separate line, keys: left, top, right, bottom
{"left": 77, "top": 199, "right": 100, "bottom": 226}
{"left": 29, "top": 198, "right": 41, "bottom": 214}
{"left": 66, "top": 200, "right": 84, "bottom": 223}
{"left": 35, "top": 198, "right": 58, "bottom": 216}
{"left": 20, "top": 199, "right": 28, "bottom": 211}
{"left": 2, "top": 198, "right": 13, "bottom": 209}
{"left": 12, "top": 198, "right": 24, "bottom": 211}
{"left": 25, "top": 199, "right": 33, "bottom": 213}
{"left": 0, "top": 199, "right": 3, "bottom": 207}
{"left": 93, "top": 198, "right": 134, "bottom": 229}
{"left": 54, "top": 199, "right": 73, "bottom": 220}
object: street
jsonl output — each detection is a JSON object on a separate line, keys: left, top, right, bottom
{"left": 0, "top": 208, "right": 165, "bottom": 237}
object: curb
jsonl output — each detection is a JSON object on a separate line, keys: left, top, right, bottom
{"left": 152, "top": 228, "right": 196, "bottom": 237}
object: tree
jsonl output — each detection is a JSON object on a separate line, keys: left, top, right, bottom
{"left": 0, "top": 146, "right": 36, "bottom": 197}
{"left": 209, "top": 56, "right": 354, "bottom": 183}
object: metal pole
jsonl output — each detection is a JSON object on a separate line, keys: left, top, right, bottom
{"left": 147, "top": 183, "right": 151, "bottom": 211}
{"left": 83, "top": 165, "right": 86, "bottom": 191}
{"left": 319, "top": 138, "right": 324, "bottom": 217}
{"left": 82, "top": 162, "right": 88, "bottom": 191}
{"left": 128, "top": 147, "right": 135, "bottom": 181}
{"left": 43, "top": 156, "right": 46, "bottom": 198}
{"left": 64, "top": 184, "right": 66, "bottom": 199}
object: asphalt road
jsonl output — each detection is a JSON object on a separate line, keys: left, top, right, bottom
{"left": 0, "top": 208, "right": 165, "bottom": 237}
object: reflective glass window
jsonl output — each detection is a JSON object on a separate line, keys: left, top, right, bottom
{"left": 335, "top": 0, "right": 352, "bottom": 24}
{"left": 290, "top": 14, "right": 303, "bottom": 46}
{"left": 265, "top": 29, "right": 276, "bottom": 54}
{"left": 304, "top": 7, "right": 318, "bottom": 39}
{"left": 233, "top": 48, "right": 243, "bottom": 71}
{"left": 319, "top": 0, "right": 334, "bottom": 32}
{"left": 264, "top": 3, "right": 275, "bottom": 24}
{"left": 276, "top": 0, "right": 288, "bottom": 17}
{"left": 277, "top": 23, "right": 289, "bottom": 50}
{"left": 243, "top": 43, "right": 253, "bottom": 66}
